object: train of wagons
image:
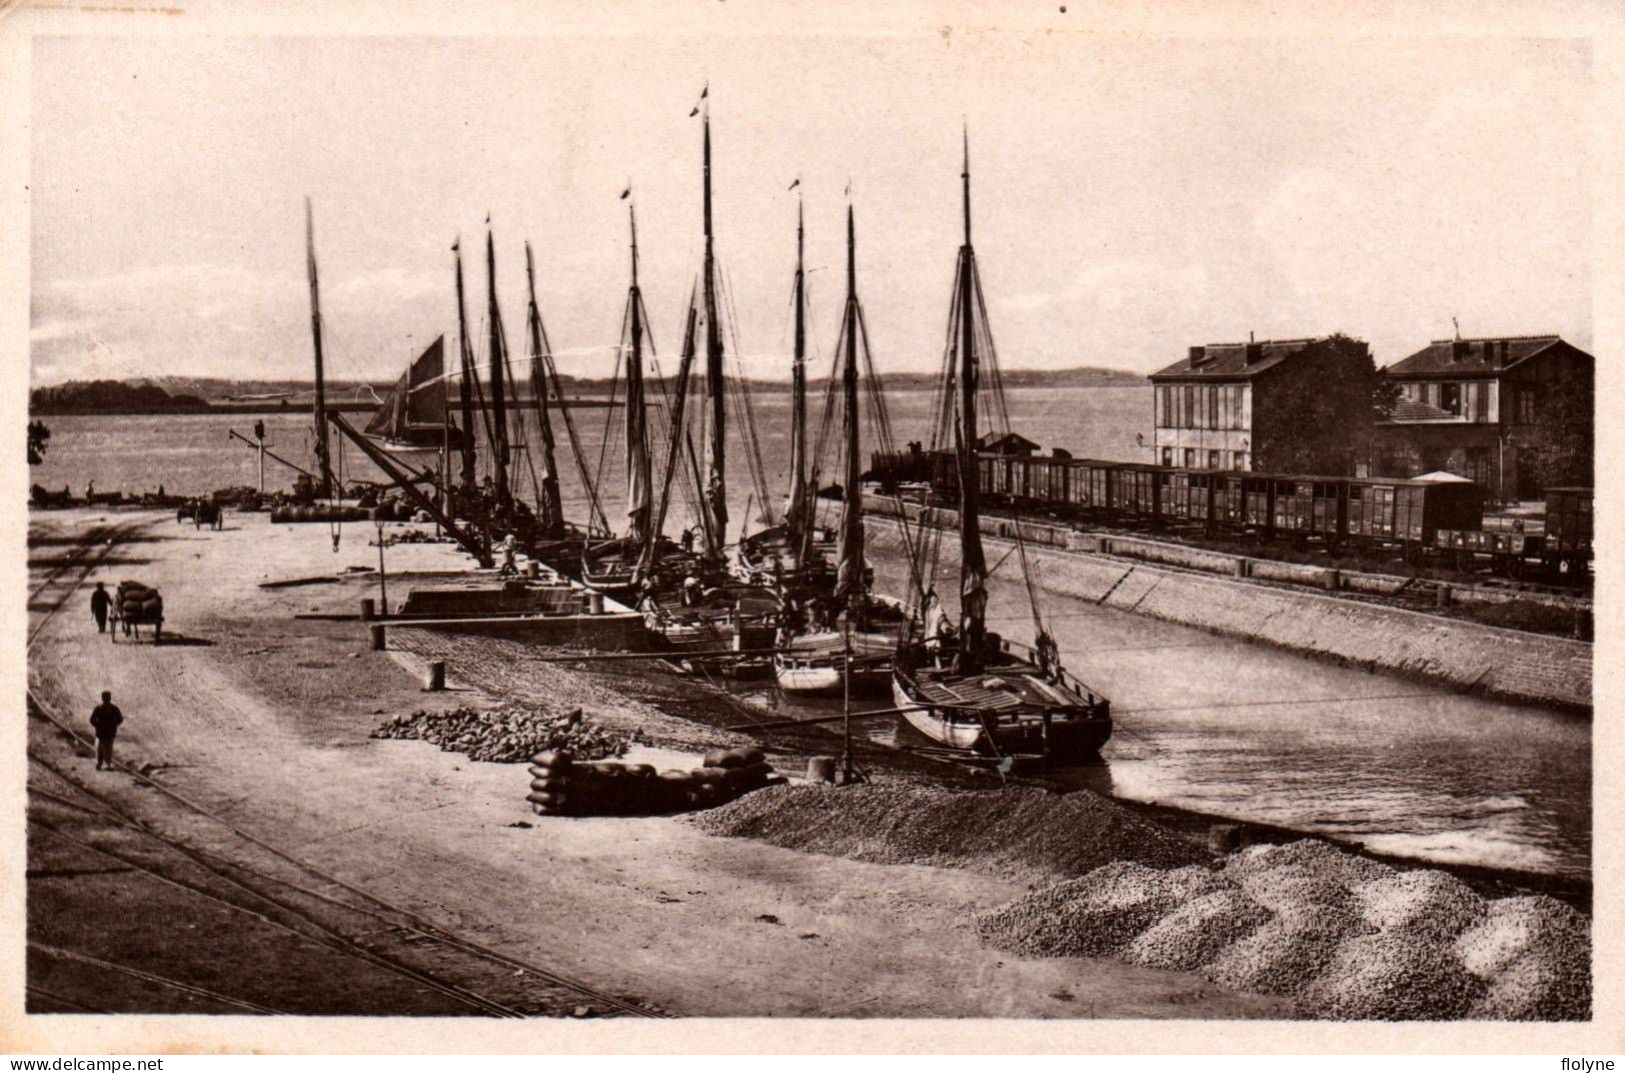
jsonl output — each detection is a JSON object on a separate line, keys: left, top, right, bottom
{"left": 869, "top": 447, "right": 1592, "bottom": 581}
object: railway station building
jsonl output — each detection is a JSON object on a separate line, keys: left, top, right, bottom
{"left": 1148, "top": 335, "right": 1373, "bottom": 473}
{"left": 1371, "top": 334, "right": 1593, "bottom": 502}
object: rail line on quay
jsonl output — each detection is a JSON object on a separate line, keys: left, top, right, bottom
{"left": 25, "top": 516, "right": 671, "bottom": 1019}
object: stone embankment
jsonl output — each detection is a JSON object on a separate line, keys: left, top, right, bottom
{"left": 863, "top": 499, "right": 1591, "bottom": 713}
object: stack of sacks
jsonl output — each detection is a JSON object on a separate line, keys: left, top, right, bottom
{"left": 527, "top": 745, "right": 783, "bottom": 818}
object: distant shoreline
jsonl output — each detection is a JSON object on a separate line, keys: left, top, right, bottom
{"left": 32, "top": 371, "right": 1145, "bottom": 416}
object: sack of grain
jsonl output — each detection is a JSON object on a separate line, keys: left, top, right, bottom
{"left": 705, "top": 746, "right": 765, "bottom": 769}
{"left": 530, "top": 777, "right": 566, "bottom": 793}
{"left": 526, "top": 790, "right": 566, "bottom": 807}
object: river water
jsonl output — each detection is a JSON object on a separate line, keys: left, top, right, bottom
{"left": 29, "top": 388, "right": 1590, "bottom": 879}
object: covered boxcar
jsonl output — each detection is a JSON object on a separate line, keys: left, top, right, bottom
{"left": 1543, "top": 487, "right": 1593, "bottom": 565}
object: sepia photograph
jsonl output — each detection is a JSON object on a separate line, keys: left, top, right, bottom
{"left": 4, "top": 0, "right": 1618, "bottom": 1055}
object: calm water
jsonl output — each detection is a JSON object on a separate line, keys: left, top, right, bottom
{"left": 30, "top": 385, "right": 1589, "bottom": 879}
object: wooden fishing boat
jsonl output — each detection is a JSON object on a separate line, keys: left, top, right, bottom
{"left": 772, "top": 206, "right": 914, "bottom": 697}
{"left": 639, "top": 102, "right": 780, "bottom": 671}
{"left": 362, "top": 336, "right": 470, "bottom": 459}
{"left": 890, "top": 135, "right": 1112, "bottom": 765}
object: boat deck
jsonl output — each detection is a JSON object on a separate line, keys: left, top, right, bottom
{"left": 911, "top": 662, "right": 1083, "bottom": 714}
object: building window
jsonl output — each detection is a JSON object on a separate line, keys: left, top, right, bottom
{"left": 1183, "top": 385, "right": 1195, "bottom": 430}
{"left": 1183, "top": 448, "right": 1196, "bottom": 468}
{"left": 1208, "top": 450, "right": 1221, "bottom": 470}
{"left": 1208, "top": 385, "right": 1218, "bottom": 429}
{"left": 1161, "top": 447, "right": 1173, "bottom": 467}
{"left": 1233, "top": 450, "right": 1247, "bottom": 470}
{"left": 1515, "top": 386, "right": 1538, "bottom": 424}
{"left": 1156, "top": 386, "right": 1169, "bottom": 427}
{"left": 1439, "top": 382, "right": 1461, "bottom": 415}
{"left": 1232, "top": 385, "right": 1246, "bottom": 429}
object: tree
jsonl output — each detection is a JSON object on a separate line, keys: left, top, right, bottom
{"left": 1251, "top": 334, "right": 1392, "bottom": 476}
{"left": 27, "top": 420, "right": 50, "bottom": 465}
{"left": 1524, "top": 372, "right": 1593, "bottom": 489}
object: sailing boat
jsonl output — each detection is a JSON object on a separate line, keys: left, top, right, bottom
{"left": 773, "top": 205, "right": 910, "bottom": 696}
{"left": 581, "top": 205, "right": 674, "bottom": 598}
{"left": 638, "top": 103, "right": 779, "bottom": 672}
{"left": 362, "top": 335, "right": 470, "bottom": 457}
{"left": 732, "top": 202, "right": 839, "bottom": 589}
{"left": 891, "top": 135, "right": 1112, "bottom": 763}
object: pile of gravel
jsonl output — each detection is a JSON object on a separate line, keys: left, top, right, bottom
{"left": 689, "top": 782, "right": 1208, "bottom": 886}
{"left": 1457, "top": 896, "right": 1591, "bottom": 1021}
{"left": 1352, "top": 869, "right": 1487, "bottom": 942}
{"left": 1207, "top": 915, "right": 1370, "bottom": 998}
{"left": 1299, "top": 933, "right": 1485, "bottom": 1020}
{"left": 967, "top": 836, "right": 1591, "bottom": 1021}
{"left": 372, "top": 705, "right": 631, "bottom": 763}
{"left": 1123, "top": 887, "right": 1272, "bottom": 972}
{"left": 974, "top": 863, "right": 1230, "bottom": 959}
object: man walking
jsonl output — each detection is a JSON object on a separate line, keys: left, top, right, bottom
{"left": 90, "top": 582, "right": 111, "bottom": 634}
{"left": 90, "top": 691, "right": 123, "bottom": 771}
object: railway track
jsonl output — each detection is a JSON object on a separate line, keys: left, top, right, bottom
{"left": 25, "top": 516, "right": 670, "bottom": 1019}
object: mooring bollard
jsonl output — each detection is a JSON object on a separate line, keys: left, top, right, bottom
{"left": 359, "top": 598, "right": 375, "bottom": 622}
{"left": 1324, "top": 568, "right": 1340, "bottom": 591}
{"left": 1232, "top": 557, "right": 1249, "bottom": 579}
{"left": 1436, "top": 584, "right": 1452, "bottom": 608}
{"left": 525, "top": 560, "right": 541, "bottom": 579}
{"left": 587, "top": 592, "right": 605, "bottom": 616}
{"left": 1208, "top": 823, "right": 1242, "bottom": 856}
{"left": 807, "top": 756, "right": 837, "bottom": 784}
{"left": 369, "top": 623, "right": 386, "bottom": 651}
{"left": 426, "top": 660, "right": 446, "bottom": 691}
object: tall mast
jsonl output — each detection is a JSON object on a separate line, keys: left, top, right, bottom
{"left": 701, "top": 104, "right": 729, "bottom": 563}
{"left": 453, "top": 240, "right": 477, "bottom": 489}
{"left": 625, "top": 204, "right": 652, "bottom": 549}
{"left": 525, "top": 241, "right": 563, "bottom": 537}
{"left": 955, "top": 129, "right": 988, "bottom": 675}
{"left": 486, "top": 226, "right": 511, "bottom": 506}
{"left": 641, "top": 293, "right": 700, "bottom": 580}
{"left": 786, "top": 199, "right": 809, "bottom": 566}
{"left": 834, "top": 203, "right": 865, "bottom": 609}
{"left": 304, "top": 198, "right": 333, "bottom": 496}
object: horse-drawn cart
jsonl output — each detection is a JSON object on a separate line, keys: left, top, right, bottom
{"left": 111, "top": 581, "right": 164, "bottom": 643}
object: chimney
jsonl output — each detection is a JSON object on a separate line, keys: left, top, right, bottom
{"left": 1452, "top": 340, "right": 1470, "bottom": 362}
{"left": 1245, "top": 341, "right": 1263, "bottom": 365}
{"left": 1188, "top": 345, "right": 1205, "bottom": 364}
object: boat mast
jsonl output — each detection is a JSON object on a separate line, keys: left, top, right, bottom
{"left": 640, "top": 292, "right": 700, "bottom": 581}
{"left": 701, "top": 103, "right": 728, "bottom": 564}
{"left": 524, "top": 242, "right": 563, "bottom": 537}
{"left": 304, "top": 198, "right": 334, "bottom": 497}
{"left": 955, "top": 130, "right": 988, "bottom": 675}
{"left": 834, "top": 204, "right": 865, "bottom": 610}
{"left": 625, "top": 204, "right": 653, "bottom": 550}
{"left": 486, "top": 226, "right": 511, "bottom": 507}
{"left": 786, "top": 199, "right": 809, "bottom": 568}
{"left": 453, "top": 240, "right": 478, "bottom": 490}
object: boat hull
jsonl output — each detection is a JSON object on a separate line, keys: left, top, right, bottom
{"left": 891, "top": 666, "right": 1113, "bottom": 763}
{"left": 774, "top": 655, "right": 894, "bottom": 697}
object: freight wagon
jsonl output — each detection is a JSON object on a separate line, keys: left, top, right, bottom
{"left": 871, "top": 448, "right": 1589, "bottom": 581}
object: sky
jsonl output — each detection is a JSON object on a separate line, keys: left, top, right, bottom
{"left": 26, "top": 17, "right": 1597, "bottom": 386}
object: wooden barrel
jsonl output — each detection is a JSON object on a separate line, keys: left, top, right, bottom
{"left": 425, "top": 660, "right": 446, "bottom": 691}
{"left": 806, "top": 756, "right": 836, "bottom": 784}
{"left": 369, "top": 623, "right": 386, "bottom": 651}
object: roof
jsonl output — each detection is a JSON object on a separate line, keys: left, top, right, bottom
{"left": 1413, "top": 470, "right": 1474, "bottom": 483}
{"left": 1382, "top": 397, "right": 1456, "bottom": 422}
{"left": 1148, "top": 338, "right": 1319, "bottom": 381}
{"left": 1382, "top": 335, "right": 1580, "bottom": 379}
{"left": 978, "top": 431, "right": 1040, "bottom": 452}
